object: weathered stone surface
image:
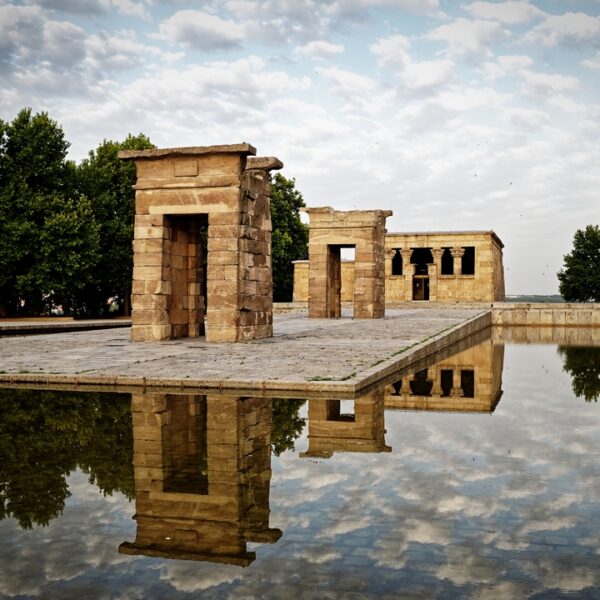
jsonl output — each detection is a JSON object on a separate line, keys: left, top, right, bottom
{"left": 124, "top": 144, "right": 279, "bottom": 343}
{"left": 304, "top": 207, "right": 391, "bottom": 320}
{"left": 294, "top": 230, "right": 505, "bottom": 305}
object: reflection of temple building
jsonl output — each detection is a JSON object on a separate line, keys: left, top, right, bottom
{"left": 300, "top": 389, "right": 391, "bottom": 458}
{"left": 119, "top": 394, "right": 281, "bottom": 566}
{"left": 385, "top": 339, "right": 504, "bottom": 413}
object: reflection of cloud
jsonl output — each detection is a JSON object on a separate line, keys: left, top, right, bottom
{"left": 160, "top": 562, "right": 243, "bottom": 593}
{"left": 0, "top": 471, "right": 133, "bottom": 598}
{"left": 315, "top": 516, "right": 371, "bottom": 538}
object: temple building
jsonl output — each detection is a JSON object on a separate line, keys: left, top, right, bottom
{"left": 294, "top": 230, "right": 505, "bottom": 304}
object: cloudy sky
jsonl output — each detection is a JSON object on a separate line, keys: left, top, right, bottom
{"left": 0, "top": 0, "right": 598, "bottom": 294}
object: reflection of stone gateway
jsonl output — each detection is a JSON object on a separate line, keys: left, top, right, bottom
{"left": 119, "top": 144, "right": 282, "bottom": 343}
{"left": 119, "top": 393, "right": 281, "bottom": 566}
{"left": 301, "top": 388, "right": 391, "bottom": 458}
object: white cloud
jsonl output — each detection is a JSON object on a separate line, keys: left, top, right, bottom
{"left": 0, "top": 4, "right": 86, "bottom": 74}
{"left": 524, "top": 12, "right": 600, "bottom": 48}
{"left": 520, "top": 70, "right": 581, "bottom": 97}
{"left": 371, "top": 34, "right": 454, "bottom": 90}
{"left": 434, "top": 86, "right": 508, "bottom": 111}
{"left": 582, "top": 50, "right": 600, "bottom": 69}
{"left": 481, "top": 54, "right": 534, "bottom": 79}
{"left": 463, "top": 1, "right": 546, "bottom": 24}
{"left": 328, "top": 0, "right": 442, "bottom": 17}
{"left": 84, "top": 31, "right": 164, "bottom": 73}
{"left": 110, "top": 0, "right": 149, "bottom": 20}
{"left": 295, "top": 40, "right": 344, "bottom": 60}
{"left": 25, "top": 0, "right": 108, "bottom": 15}
{"left": 427, "top": 18, "right": 509, "bottom": 56}
{"left": 316, "top": 66, "right": 376, "bottom": 94}
{"left": 156, "top": 10, "right": 246, "bottom": 51}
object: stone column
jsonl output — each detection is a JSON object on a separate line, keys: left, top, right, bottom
{"left": 430, "top": 366, "right": 442, "bottom": 396}
{"left": 429, "top": 248, "right": 442, "bottom": 302}
{"left": 451, "top": 369, "right": 463, "bottom": 397}
{"left": 400, "top": 249, "right": 412, "bottom": 301}
{"left": 385, "top": 248, "right": 396, "bottom": 278}
{"left": 451, "top": 247, "right": 465, "bottom": 276}
{"left": 451, "top": 247, "right": 465, "bottom": 302}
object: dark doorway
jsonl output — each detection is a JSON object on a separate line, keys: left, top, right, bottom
{"left": 441, "top": 248, "right": 454, "bottom": 275}
{"left": 326, "top": 245, "right": 342, "bottom": 318}
{"left": 167, "top": 214, "right": 208, "bottom": 338}
{"left": 410, "top": 369, "right": 433, "bottom": 396}
{"left": 412, "top": 276, "right": 430, "bottom": 301}
{"left": 461, "top": 247, "right": 475, "bottom": 275}
{"left": 440, "top": 369, "right": 453, "bottom": 397}
{"left": 326, "top": 399, "right": 355, "bottom": 422}
{"left": 461, "top": 370, "right": 475, "bottom": 398}
{"left": 163, "top": 395, "right": 208, "bottom": 495}
{"left": 391, "top": 250, "right": 403, "bottom": 275}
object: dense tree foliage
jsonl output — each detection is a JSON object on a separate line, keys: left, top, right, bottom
{"left": 0, "top": 109, "right": 99, "bottom": 316}
{"left": 0, "top": 108, "right": 308, "bottom": 315}
{"left": 559, "top": 346, "right": 600, "bottom": 402}
{"left": 0, "top": 389, "right": 133, "bottom": 529}
{"left": 271, "top": 398, "right": 306, "bottom": 456}
{"left": 270, "top": 174, "right": 309, "bottom": 302}
{"left": 76, "top": 134, "right": 154, "bottom": 316}
{"left": 557, "top": 225, "right": 600, "bottom": 302}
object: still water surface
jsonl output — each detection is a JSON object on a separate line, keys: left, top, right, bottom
{"left": 0, "top": 334, "right": 599, "bottom": 599}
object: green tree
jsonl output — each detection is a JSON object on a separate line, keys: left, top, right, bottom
{"left": 557, "top": 225, "right": 600, "bottom": 302}
{"left": 0, "top": 388, "right": 133, "bottom": 529}
{"left": 271, "top": 398, "right": 306, "bottom": 456}
{"left": 270, "top": 174, "right": 308, "bottom": 302}
{"left": 75, "top": 134, "right": 154, "bottom": 316}
{"left": 0, "top": 109, "right": 99, "bottom": 316}
{"left": 558, "top": 346, "right": 600, "bottom": 402}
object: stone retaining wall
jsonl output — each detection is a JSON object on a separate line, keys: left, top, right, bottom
{"left": 491, "top": 303, "right": 600, "bottom": 327}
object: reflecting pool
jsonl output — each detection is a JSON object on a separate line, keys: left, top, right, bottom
{"left": 1, "top": 331, "right": 599, "bottom": 598}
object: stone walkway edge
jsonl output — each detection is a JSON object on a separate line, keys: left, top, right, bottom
{"left": 0, "top": 311, "right": 492, "bottom": 396}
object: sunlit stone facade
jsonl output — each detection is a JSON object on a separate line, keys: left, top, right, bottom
{"left": 120, "top": 144, "right": 281, "bottom": 342}
{"left": 303, "top": 207, "right": 392, "bottom": 319}
{"left": 294, "top": 230, "right": 505, "bottom": 304}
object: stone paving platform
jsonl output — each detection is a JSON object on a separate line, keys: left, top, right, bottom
{"left": 0, "top": 318, "right": 130, "bottom": 335}
{"left": 0, "top": 308, "right": 490, "bottom": 394}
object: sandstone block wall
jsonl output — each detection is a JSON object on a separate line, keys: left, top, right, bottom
{"left": 293, "top": 230, "right": 505, "bottom": 304}
{"left": 492, "top": 303, "right": 600, "bottom": 328}
{"left": 119, "top": 393, "right": 280, "bottom": 565}
{"left": 120, "top": 144, "right": 281, "bottom": 343}
{"left": 300, "top": 389, "right": 391, "bottom": 458}
{"left": 384, "top": 338, "right": 504, "bottom": 413}
{"left": 304, "top": 207, "right": 392, "bottom": 319}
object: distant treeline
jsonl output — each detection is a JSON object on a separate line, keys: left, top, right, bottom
{"left": 506, "top": 295, "right": 565, "bottom": 303}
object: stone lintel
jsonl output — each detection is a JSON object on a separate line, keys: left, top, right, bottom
{"left": 119, "top": 143, "right": 257, "bottom": 161}
{"left": 247, "top": 157, "right": 283, "bottom": 171}
{"left": 303, "top": 206, "right": 393, "bottom": 221}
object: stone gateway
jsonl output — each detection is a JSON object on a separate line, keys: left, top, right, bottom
{"left": 119, "top": 144, "right": 282, "bottom": 343}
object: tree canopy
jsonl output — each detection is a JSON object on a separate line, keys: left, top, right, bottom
{"left": 558, "top": 346, "right": 600, "bottom": 402}
{"left": 270, "top": 173, "right": 309, "bottom": 302}
{"left": 557, "top": 225, "right": 600, "bottom": 302}
{"left": 0, "top": 108, "right": 308, "bottom": 316}
{"left": 0, "top": 388, "right": 133, "bottom": 529}
{"left": 0, "top": 109, "right": 99, "bottom": 316}
{"left": 76, "top": 134, "right": 154, "bottom": 316}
